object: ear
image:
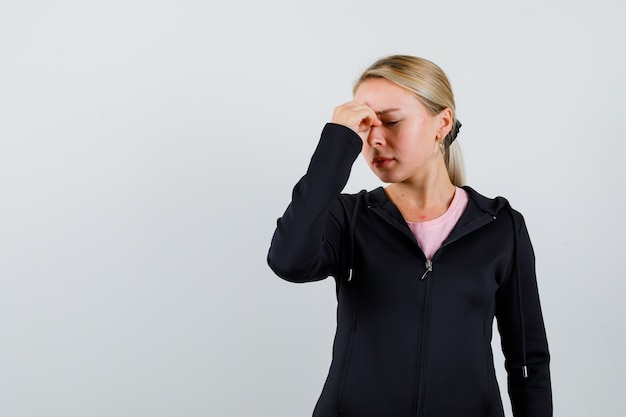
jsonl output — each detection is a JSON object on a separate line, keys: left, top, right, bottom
{"left": 436, "top": 108, "right": 454, "bottom": 141}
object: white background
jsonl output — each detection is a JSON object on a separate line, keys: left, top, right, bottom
{"left": 1, "top": 1, "right": 625, "bottom": 416}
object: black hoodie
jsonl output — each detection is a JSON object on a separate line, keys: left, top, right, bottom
{"left": 268, "top": 123, "right": 552, "bottom": 417}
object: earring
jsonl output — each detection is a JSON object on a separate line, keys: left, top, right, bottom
{"left": 436, "top": 136, "right": 445, "bottom": 153}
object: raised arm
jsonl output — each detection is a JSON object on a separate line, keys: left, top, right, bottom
{"left": 267, "top": 102, "right": 380, "bottom": 282}
{"left": 267, "top": 123, "right": 362, "bottom": 282}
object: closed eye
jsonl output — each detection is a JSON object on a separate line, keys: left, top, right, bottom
{"left": 383, "top": 120, "right": 399, "bottom": 126}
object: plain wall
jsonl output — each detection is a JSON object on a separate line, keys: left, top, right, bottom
{"left": 1, "top": 0, "right": 625, "bottom": 416}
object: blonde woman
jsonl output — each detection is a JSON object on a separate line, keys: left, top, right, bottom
{"left": 268, "top": 55, "right": 552, "bottom": 417}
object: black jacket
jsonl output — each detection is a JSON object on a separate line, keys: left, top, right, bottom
{"left": 268, "top": 123, "right": 552, "bottom": 417}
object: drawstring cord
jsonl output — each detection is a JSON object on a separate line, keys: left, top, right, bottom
{"left": 507, "top": 203, "right": 529, "bottom": 379}
{"left": 347, "top": 192, "right": 362, "bottom": 282}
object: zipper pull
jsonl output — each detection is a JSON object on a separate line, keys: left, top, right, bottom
{"left": 420, "top": 260, "right": 433, "bottom": 280}
{"left": 348, "top": 268, "right": 353, "bottom": 282}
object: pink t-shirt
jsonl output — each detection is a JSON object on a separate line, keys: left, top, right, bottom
{"left": 406, "top": 187, "right": 469, "bottom": 260}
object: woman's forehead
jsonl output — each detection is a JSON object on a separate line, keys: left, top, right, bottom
{"left": 354, "top": 78, "right": 422, "bottom": 113}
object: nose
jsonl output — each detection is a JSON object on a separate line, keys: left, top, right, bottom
{"left": 367, "top": 125, "right": 385, "bottom": 147}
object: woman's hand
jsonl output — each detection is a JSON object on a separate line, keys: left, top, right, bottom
{"left": 331, "top": 101, "right": 382, "bottom": 141}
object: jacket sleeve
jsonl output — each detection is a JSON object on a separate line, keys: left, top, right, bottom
{"left": 267, "top": 123, "right": 363, "bottom": 283}
{"left": 496, "top": 212, "right": 553, "bottom": 417}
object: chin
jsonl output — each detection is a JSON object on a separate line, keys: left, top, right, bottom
{"left": 368, "top": 163, "right": 404, "bottom": 184}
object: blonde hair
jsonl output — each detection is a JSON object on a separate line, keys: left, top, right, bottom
{"left": 354, "top": 55, "right": 465, "bottom": 186}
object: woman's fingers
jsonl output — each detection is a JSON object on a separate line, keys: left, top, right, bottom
{"left": 331, "top": 101, "right": 380, "bottom": 135}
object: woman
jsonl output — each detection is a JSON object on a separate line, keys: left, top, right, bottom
{"left": 267, "top": 55, "right": 552, "bottom": 417}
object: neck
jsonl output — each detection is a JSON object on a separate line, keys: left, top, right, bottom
{"left": 387, "top": 165, "right": 455, "bottom": 207}
{"left": 384, "top": 163, "right": 456, "bottom": 222}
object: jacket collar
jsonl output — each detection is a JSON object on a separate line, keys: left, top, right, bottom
{"left": 461, "top": 186, "right": 508, "bottom": 217}
{"left": 365, "top": 185, "right": 508, "bottom": 218}
{"left": 364, "top": 185, "right": 510, "bottom": 245}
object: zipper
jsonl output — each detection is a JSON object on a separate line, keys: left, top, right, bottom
{"left": 420, "top": 260, "right": 432, "bottom": 280}
{"left": 367, "top": 206, "right": 498, "bottom": 416}
{"left": 415, "top": 260, "right": 433, "bottom": 417}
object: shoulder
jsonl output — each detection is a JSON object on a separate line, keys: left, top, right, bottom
{"left": 334, "top": 188, "right": 373, "bottom": 212}
{"left": 462, "top": 186, "right": 530, "bottom": 240}
{"left": 462, "top": 186, "right": 524, "bottom": 218}
{"left": 329, "top": 187, "right": 389, "bottom": 225}
{"left": 336, "top": 186, "right": 387, "bottom": 209}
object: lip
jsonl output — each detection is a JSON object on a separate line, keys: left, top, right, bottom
{"left": 372, "top": 156, "right": 394, "bottom": 168}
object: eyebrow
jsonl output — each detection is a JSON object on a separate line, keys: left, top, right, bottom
{"left": 375, "top": 108, "right": 402, "bottom": 116}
